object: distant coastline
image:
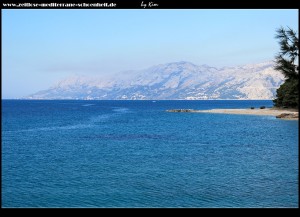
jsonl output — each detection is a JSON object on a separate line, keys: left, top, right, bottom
{"left": 167, "top": 108, "right": 299, "bottom": 120}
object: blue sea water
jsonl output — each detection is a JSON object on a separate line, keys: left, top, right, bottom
{"left": 1, "top": 100, "right": 298, "bottom": 208}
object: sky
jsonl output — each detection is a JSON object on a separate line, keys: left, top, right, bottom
{"left": 2, "top": 9, "right": 298, "bottom": 98}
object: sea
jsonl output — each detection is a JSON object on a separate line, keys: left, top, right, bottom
{"left": 1, "top": 100, "right": 298, "bottom": 208}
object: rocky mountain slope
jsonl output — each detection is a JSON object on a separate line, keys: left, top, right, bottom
{"left": 27, "top": 61, "right": 284, "bottom": 100}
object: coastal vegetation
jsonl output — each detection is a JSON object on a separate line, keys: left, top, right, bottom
{"left": 273, "top": 27, "right": 299, "bottom": 109}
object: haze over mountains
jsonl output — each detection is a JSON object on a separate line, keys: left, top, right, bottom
{"left": 27, "top": 61, "right": 284, "bottom": 100}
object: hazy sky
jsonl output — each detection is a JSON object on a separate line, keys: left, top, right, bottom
{"left": 2, "top": 9, "right": 298, "bottom": 98}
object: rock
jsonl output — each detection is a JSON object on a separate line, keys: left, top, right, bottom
{"left": 166, "top": 109, "right": 195, "bottom": 113}
{"left": 276, "top": 113, "right": 299, "bottom": 119}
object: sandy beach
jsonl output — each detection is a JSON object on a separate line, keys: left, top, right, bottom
{"left": 195, "top": 108, "right": 299, "bottom": 120}
{"left": 167, "top": 108, "right": 298, "bottom": 120}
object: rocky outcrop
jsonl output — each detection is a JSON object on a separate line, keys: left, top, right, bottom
{"left": 276, "top": 113, "right": 299, "bottom": 119}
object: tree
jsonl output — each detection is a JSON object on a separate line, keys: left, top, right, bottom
{"left": 273, "top": 79, "right": 298, "bottom": 108}
{"left": 273, "top": 27, "right": 299, "bottom": 108}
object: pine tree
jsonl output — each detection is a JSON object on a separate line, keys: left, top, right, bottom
{"left": 273, "top": 27, "right": 299, "bottom": 108}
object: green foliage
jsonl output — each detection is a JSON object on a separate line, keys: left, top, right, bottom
{"left": 273, "top": 79, "right": 299, "bottom": 108}
{"left": 273, "top": 27, "right": 299, "bottom": 108}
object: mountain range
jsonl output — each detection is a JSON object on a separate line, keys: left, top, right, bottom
{"left": 27, "top": 61, "right": 284, "bottom": 100}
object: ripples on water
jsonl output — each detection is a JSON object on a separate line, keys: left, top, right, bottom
{"left": 2, "top": 100, "right": 298, "bottom": 207}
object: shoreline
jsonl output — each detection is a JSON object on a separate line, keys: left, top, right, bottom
{"left": 167, "top": 108, "right": 299, "bottom": 120}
